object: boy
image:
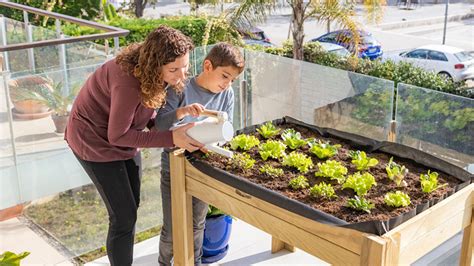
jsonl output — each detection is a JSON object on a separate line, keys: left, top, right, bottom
{"left": 155, "top": 42, "right": 245, "bottom": 265}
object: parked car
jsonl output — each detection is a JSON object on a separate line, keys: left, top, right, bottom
{"left": 310, "top": 30, "right": 383, "bottom": 60}
{"left": 315, "top": 42, "right": 351, "bottom": 57}
{"left": 237, "top": 27, "right": 275, "bottom": 47}
{"left": 385, "top": 45, "right": 474, "bottom": 82}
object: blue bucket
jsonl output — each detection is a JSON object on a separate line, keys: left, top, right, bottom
{"left": 202, "top": 215, "right": 232, "bottom": 263}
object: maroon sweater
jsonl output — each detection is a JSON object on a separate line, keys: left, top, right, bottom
{"left": 65, "top": 59, "right": 174, "bottom": 162}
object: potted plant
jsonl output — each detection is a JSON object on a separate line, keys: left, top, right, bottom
{"left": 15, "top": 81, "right": 80, "bottom": 133}
{"left": 201, "top": 205, "right": 233, "bottom": 264}
{"left": 0, "top": 251, "right": 30, "bottom": 266}
{"left": 8, "top": 76, "right": 53, "bottom": 119}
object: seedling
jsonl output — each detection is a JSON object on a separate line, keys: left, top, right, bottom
{"left": 289, "top": 175, "right": 309, "bottom": 190}
{"left": 281, "top": 128, "right": 307, "bottom": 150}
{"left": 257, "top": 122, "right": 281, "bottom": 139}
{"left": 342, "top": 172, "right": 377, "bottom": 196}
{"left": 385, "top": 157, "right": 408, "bottom": 187}
{"left": 349, "top": 150, "right": 379, "bottom": 171}
{"left": 420, "top": 170, "right": 447, "bottom": 193}
{"left": 259, "top": 164, "right": 284, "bottom": 178}
{"left": 282, "top": 151, "right": 314, "bottom": 173}
{"left": 309, "top": 182, "right": 338, "bottom": 199}
{"left": 259, "top": 140, "right": 286, "bottom": 161}
{"left": 314, "top": 160, "right": 348, "bottom": 184}
{"left": 347, "top": 196, "right": 374, "bottom": 213}
{"left": 230, "top": 134, "right": 260, "bottom": 151}
{"left": 308, "top": 139, "right": 341, "bottom": 159}
{"left": 384, "top": 191, "right": 411, "bottom": 207}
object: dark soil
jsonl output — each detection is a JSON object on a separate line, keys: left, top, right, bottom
{"left": 191, "top": 123, "right": 463, "bottom": 224}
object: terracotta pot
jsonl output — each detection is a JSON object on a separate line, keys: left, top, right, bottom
{"left": 52, "top": 114, "right": 69, "bottom": 133}
{"left": 13, "top": 100, "right": 50, "bottom": 114}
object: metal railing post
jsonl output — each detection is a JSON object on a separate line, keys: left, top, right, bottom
{"left": 240, "top": 79, "right": 248, "bottom": 128}
{"left": 0, "top": 16, "right": 10, "bottom": 72}
{"left": 23, "top": 10, "right": 36, "bottom": 72}
{"left": 56, "top": 19, "right": 69, "bottom": 95}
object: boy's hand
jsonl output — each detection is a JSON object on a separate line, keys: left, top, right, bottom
{"left": 177, "top": 103, "right": 205, "bottom": 119}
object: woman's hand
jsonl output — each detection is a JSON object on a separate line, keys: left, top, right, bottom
{"left": 176, "top": 103, "right": 205, "bottom": 119}
{"left": 171, "top": 123, "right": 204, "bottom": 152}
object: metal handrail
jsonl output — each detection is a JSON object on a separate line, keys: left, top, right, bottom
{"left": 0, "top": 1, "right": 129, "bottom": 52}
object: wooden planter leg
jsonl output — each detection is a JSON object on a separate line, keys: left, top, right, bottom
{"left": 360, "top": 235, "right": 392, "bottom": 265}
{"left": 460, "top": 209, "right": 474, "bottom": 266}
{"left": 271, "top": 236, "right": 295, "bottom": 253}
{"left": 171, "top": 149, "right": 194, "bottom": 266}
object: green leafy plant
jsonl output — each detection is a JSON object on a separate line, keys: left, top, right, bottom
{"left": 282, "top": 151, "right": 314, "bottom": 173}
{"left": 0, "top": 251, "right": 30, "bottom": 266}
{"left": 385, "top": 157, "right": 408, "bottom": 187}
{"left": 288, "top": 175, "right": 309, "bottom": 190}
{"left": 342, "top": 172, "right": 377, "bottom": 196}
{"left": 281, "top": 128, "right": 307, "bottom": 150}
{"left": 315, "top": 160, "right": 348, "bottom": 184}
{"left": 347, "top": 196, "right": 375, "bottom": 213}
{"left": 308, "top": 139, "right": 341, "bottom": 159}
{"left": 230, "top": 134, "right": 260, "bottom": 151}
{"left": 349, "top": 150, "right": 379, "bottom": 171}
{"left": 229, "top": 153, "right": 255, "bottom": 170}
{"left": 207, "top": 205, "right": 226, "bottom": 217}
{"left": 420, "top": 170, "right": 447, "bottom": 193}
{"left": 258, "top": 140, "right": 287, "bottom": 161}
{"left": 256, "top": 122, "right": 281, "bottom": 139}
{"left": 384, "top": 191, "right": 411, "bottom": 208}
{"left": 309, "top": 182, "right": 338, "bottom": 199}
{"left": 259, "top": 164, "right": 284, "bottom": 178}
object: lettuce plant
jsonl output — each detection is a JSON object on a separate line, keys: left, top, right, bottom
{"left": 349, "top": 150, "right": 379, "bottom": 171}
{"left": 384, "top": 191, "right": 411, "bottom": 207}
{"left": 282, "top": 151, "right": 314, "bottom": 173}
{"left": 347, "top": 196, "right": 374, "bottom": 213}
{"left": 314, "top": 160, "right": 348, "bottom": 184}
{"left": 288, "top": 175, "right": 309, "bottom": 190}
{"left": 385, "top": 157, "right": 408, "bottom": 187}
{"left": 230, "top": 134, "right": 260, "bottom": 151}
{"left": 308, "top": 139, "right": 341, "bottom": 159}
{"left": 256, "top": 122, "right": 281, "bottom": 139}
{"left": 281, "top": 128, "right": 307, "bottom": 150}
{"left": 420, "top": 170, "right": 447, "bottom": 193}
{"left": 342, "top": 172, "right": 377, "bottom": 196}
{"left": 259, "top": 164, "right": 284, "bottom": 178}
{"left": 258, "top": 140, "right": 286, "bottom": 161}
{"left": 230, "top": 153, "right": 255, "bottom": 170}
{"left": 309, "top": 182, "right": 338, "bottom": 199}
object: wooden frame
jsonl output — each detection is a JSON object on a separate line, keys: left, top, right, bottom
{"left": 171, "top": 149, "right": 473, "bottom": 265}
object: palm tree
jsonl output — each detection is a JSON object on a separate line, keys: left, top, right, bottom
{"left": 229, "top": 0, "right": 386, "bottom": 60}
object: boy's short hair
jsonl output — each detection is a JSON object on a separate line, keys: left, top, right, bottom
{"left": 205, "top": 42, "right": 245, "bottom": 73}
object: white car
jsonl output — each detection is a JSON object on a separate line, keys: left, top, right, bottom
{"left": 315, "top": 42, "right": 351, "bottom": 57}
{"left": 385, "top": 45, "right": 474, "bottom": 82}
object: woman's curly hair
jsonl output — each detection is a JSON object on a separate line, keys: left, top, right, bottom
{"left": 116, "top": 25, "right": 194, "bottom": 109}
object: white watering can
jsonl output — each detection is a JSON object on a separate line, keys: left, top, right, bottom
{"left": 185, "top": 109, "right": 234, "bottom": 158}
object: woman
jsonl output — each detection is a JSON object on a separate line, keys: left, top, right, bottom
{"left": 65, "top": 25, "right": 203, "bottom": 265}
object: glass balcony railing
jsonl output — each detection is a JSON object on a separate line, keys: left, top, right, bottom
{"left": 1, "top": 4, "right": 472, "bottom": 260}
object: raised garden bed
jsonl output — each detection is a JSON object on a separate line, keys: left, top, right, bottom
{"left": 188, "top": 117, "right": 472, "bottom": 235}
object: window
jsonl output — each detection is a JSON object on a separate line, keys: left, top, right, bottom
{"left": 405, "top": 49, "right": 428, "bottom": 59}
{"left": 454, "top": 51, "right": 474, "bottom": 62}
{"left": 319, "top": 32, "right": 338, "bottom": 43}
{"left": 428, "top": 51, "right": 448, "bottom": 61}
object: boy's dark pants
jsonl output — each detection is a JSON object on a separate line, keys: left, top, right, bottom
{"left": 158, "top": 151, "right": 208, "bottom": 266}
{"left": 74, "top": 153, "right": 142, "bottom": 266}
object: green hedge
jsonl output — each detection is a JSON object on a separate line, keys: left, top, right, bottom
{"left": 60, "top": 16, "right": 243, "bottom": 48}
{"left": 256, "top": 42, "right": 472, "bottom": 98}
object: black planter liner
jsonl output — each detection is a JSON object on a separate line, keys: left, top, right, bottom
{"left": 186, "top": 116, "right": 472, "bottom": 235}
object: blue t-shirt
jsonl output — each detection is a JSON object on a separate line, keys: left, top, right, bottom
{"left": 156, "top": 77, "right": 234, "bottom": 170}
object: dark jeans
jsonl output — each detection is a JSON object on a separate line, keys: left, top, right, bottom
{"left": 74, "top": 153, "right": 142, "bottom": 266}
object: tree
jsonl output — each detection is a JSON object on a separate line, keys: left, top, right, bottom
{"left": 230, "top": 0, "right": 385, "bottom": 60}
